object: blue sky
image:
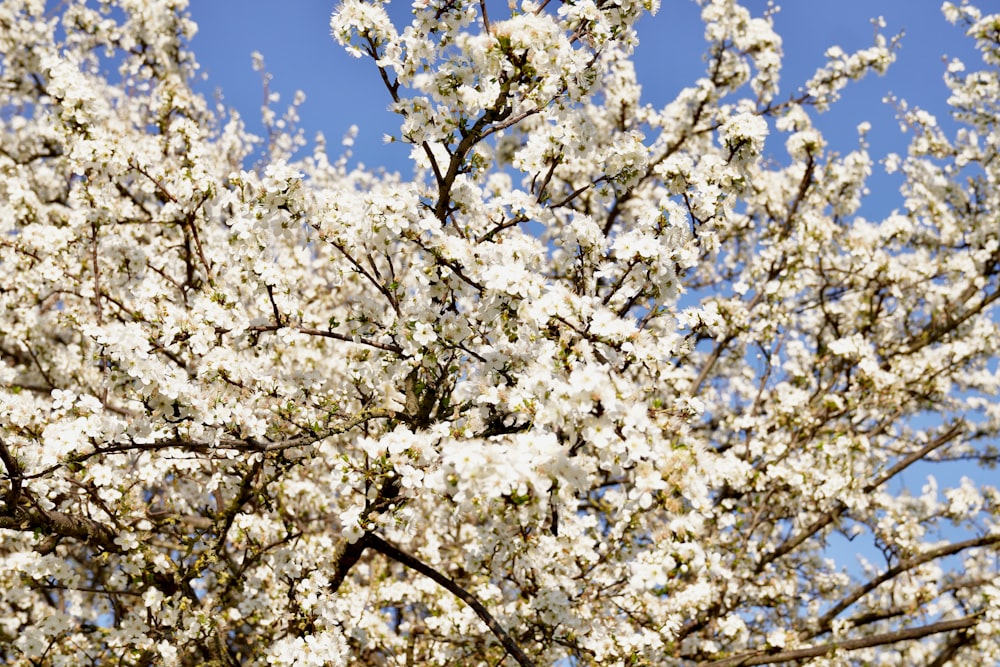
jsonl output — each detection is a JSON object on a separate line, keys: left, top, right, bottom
{"left": 188, "top": 0, "right": 980, "bottom": 209}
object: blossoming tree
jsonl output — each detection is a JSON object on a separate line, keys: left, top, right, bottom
{"left": 1, "top": 0, "right": 998, "bottom": 664}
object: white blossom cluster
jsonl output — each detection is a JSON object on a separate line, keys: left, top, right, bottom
{"left": 0, "top": 0, "right": 999, "bottom": 665}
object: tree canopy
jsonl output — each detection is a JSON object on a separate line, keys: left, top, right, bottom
{"left": 0, "top": 0, "right": 998, "bottom": 665}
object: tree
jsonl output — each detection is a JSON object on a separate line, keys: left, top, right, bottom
{"left": 0, "top": 0, "right": 998, "bottom": 664}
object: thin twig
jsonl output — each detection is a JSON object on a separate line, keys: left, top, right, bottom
{"left": 479, "top": 0, "right": 491, "bottom": 34}
{"left": 248, "top": 324, "right": 402, "bottom": 354}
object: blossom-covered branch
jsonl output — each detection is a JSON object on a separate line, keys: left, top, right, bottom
{"left": 365, "top": 532, "right": 538, "bottom": 667}
{"left": 1, "top": 0, "right": 998, "bottom": 664}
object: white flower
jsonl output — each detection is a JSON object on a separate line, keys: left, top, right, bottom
{"left": 766, "top": 629, "right": 789, "bottom": 648}
{"left": 412, "top": 321, "right": 436, "bottom": 346}
{"left": 721, "top": 111, "right": 768, "bottom": 162}
{"left": 114, "top": 531, "right": 140, "bottom": 552}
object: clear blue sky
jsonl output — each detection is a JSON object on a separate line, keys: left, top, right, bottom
{"left": 188, "top": 0, "right": 980, "bottom": 213}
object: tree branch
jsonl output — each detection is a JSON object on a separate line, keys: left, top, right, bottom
{"left": 364, "top": 532, "right": 538, "bottom": 667}
{"left": 248, "top": 324, "right": 403, "bottom": 354}
{"left": 0, "top": 504, "right": 120, "bottom": 553}
{"left": 0, "top": 436, "right": 23, "bottom": 512}
{"left": 866, "top": 422, "right": 963, "bottom": 492}
{"left": 329, "top": 476, "right": 402, "bottom": 593}
{"left": 814, "top": 533, "right": 1000, "bottom": 634}
{"left": 329, "top": 534, "right": 369, "bottom": 595}
{"left": 700, "top": 615, "right": 982, "bottom": 667}
{"left": 756, "top": 423, "right": 964, "bottom": 573}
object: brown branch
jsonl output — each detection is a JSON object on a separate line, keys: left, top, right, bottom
{"left": 329, "top": 534, "right": 369, "bottom": 594}
{"left": 549, "top": 179, "right": 599, "bottom": 209}
{"left": 179, "top": 456, "right": 266, "bottom": 588}
{"left": 265, "top": 284, "right": 284, "bottom": 326}
{"left": 324, "top": 237, "right": 402, "bottom": 316}
{"left": 532, "top": 156, "right": 560, "bottom": 203}
{"left": 477, "top": 213, "right": 527, "bottom": 243}
{"left": 129, "top": 158, "right": 178, "bottom": 203}
{"left": 365, "top": 532, "right": 538, "bottom": 667}
{"left": 434, "top": 80, "right": 514, "bottom": 223}
{"left": 814, "top": 533, "right": 1000, "bottom": 634}
{"left": 63, "top": 408, "right": 396, "bottom": 465}
{"left": 780, "top": 152, "right": 816, "bottom": 237}
{"left": 362, "top": 35, "right": 444, "bottom": 189}
{"left": 756, "top": 423, "right": 964, "bottom": 573}
{"left": 479, "top": 0, "right": 491, "bottom": 34}
{"left": 691, "top": 332, "right": 737, "bottom": 397}
{"left": 248, "top": 324, "right": 402, "bottom": 354}
{"left": 0, "top": 504, "right": 120, "bottom": 553}
{"left": 90, "top": 221, "right": 103, "bottom": 325}
{"left": 0, "top": 436, "right": 23, "bottom": 512}
{"left": 866, "top": 422, "right": 963, "bottom": 491}
{"left": 408, "top": 237, "right": 486, "bottom": 292}
{"left": 701, "top": 614, "right": 982, "bottom": 667}
{"left": 329, "top": 476, "right": 402, "bottom": 593}
{"left": 479, "top": 106, "right": 542, "bottom": 138}
{"left": 901, "top": 286, "right": 1000, "bottom": 356}
{"left": 925, "top": 628, "right": 974, "bottom": 667}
